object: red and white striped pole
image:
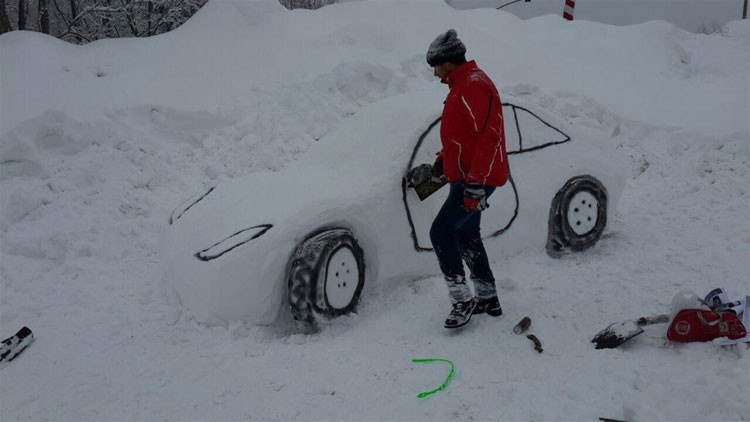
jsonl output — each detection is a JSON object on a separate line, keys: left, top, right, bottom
{"left": 563, "top": 0, "right": 575, "bottom": 21}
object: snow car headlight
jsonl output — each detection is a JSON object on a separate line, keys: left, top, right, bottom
{"left": 195, "top": 224, "right": 273, "bottom": 261}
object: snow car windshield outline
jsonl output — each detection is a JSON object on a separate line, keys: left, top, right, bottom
{"left": 403, "top": 102, "right": 572, "bottom": 252}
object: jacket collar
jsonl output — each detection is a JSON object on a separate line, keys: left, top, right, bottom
{"left": 444, "top": 60, "right": 478, "bottom": 88}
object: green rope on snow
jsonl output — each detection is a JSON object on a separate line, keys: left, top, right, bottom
{"left": 412, "top": 358, "right": 455, "bottom": 398}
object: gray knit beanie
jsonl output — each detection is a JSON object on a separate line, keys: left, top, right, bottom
{"left": 426, "top": 29, "right": 467, "bottom": 67}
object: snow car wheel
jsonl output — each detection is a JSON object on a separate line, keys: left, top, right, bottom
{"left": 288, "top": 228, "right": 365, "bottom": 328}
{"left": 547, "top": 175, "right": 607, "bottom": 256}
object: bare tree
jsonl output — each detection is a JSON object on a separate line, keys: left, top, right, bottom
{"left": 18, "top": 0, "right": 27, "bottom": 30}
{"left": 38, "top": 0, "right": 49, "bottom": 33}
{"left": 0, "top": 0, "right": 11, "bottom": 33}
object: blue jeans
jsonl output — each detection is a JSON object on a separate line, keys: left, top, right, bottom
{"left": 430, "top": 182, "right": 497, "bottom": 302}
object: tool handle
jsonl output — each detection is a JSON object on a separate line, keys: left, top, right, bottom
{"left": 527, "top": 335, "right": 543, "bottom": 353}
{"left": 635, "top": 314, "right": 670, "bottom": 326}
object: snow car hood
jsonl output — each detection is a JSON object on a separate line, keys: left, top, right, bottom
{"left": 172, "top": 90, "right": 446, "bottom": 232}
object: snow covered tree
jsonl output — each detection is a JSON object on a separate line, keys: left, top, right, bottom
{"left": 1, "top": 0, "right": 208, "bottom": 43}
{"left": 0, "top": 0, "right": 340, "bottom": 40}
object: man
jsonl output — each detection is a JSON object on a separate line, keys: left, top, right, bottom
{"left": 408, "top": 29, "right": 508, "bottom": 329}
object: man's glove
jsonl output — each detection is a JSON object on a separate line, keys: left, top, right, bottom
{"left": 406, "top": 161, "right": 443, "bottom": 188}
{"left": 463, "top": 184, "right": 489, "bottom": 212}
{"left": 432, "top": 158, "right": 443, "bottom": 177}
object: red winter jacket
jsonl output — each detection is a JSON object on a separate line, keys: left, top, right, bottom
{"left": 437, "top": 61, "right": 508, "bottom": 187}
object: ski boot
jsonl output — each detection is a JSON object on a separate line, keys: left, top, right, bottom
{"left": 444, "top": 299, "right": 477, "bottom": 329}
{"left": 473, "top": 296, "right": 503, "bottom": 317}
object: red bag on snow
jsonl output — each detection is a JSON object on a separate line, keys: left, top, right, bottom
{"left": 667, "top": 308, "right": 747, "bottom": 342}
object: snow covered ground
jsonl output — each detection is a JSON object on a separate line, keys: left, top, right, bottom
{"left": 1, "top": 0, "right": 749, "bottom": 420}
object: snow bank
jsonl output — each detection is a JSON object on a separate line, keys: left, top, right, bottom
{"left": 1, "top": 0, "right": 748, "bottom": 420}
{"left": 450, "top": 0, "right": 746, "bottom": 33}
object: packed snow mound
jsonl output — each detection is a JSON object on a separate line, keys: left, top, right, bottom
{"left": 1, "top": 1, "right": 748, "bottom": 135}
{"left": 183, "top": 0, "right": 286, "bottom": 28}
{"left": 724, "top": 19, "right": 750, "bottom": 38}
{"left": 1, "top": 0, "right": 749, "bottom": 421}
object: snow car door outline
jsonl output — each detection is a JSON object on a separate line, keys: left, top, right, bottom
{"left": 404, "top": 103, "right": 571, "bottom": 251}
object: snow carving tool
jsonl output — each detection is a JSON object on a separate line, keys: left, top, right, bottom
{"left": 405, "top": 116, "right": 448, "bottom": 201}
{"left": 592, "top": 314, "right": 670, "bottom": 349}
{"left": 0, "top": 326, "right": 34, "bottom": 368}
{"left": 511, "top": 317, "right": 542, "bottom": 352}
{"left": 412, "top": 176, "right": 447, "bottom": 201}
{"left": 411, "top": 358, "right": 455, "bottom": 398}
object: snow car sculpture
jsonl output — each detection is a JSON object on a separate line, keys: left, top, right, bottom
{"left": 160, "top": 91, "right": 626, "bottom": 327}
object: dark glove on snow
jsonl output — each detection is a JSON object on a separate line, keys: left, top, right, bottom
{"left": 406, "top": 163, "right": 443, "bottom": 188}
{"left": 463, "top": 184, "right": 489, "bottom": 212}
